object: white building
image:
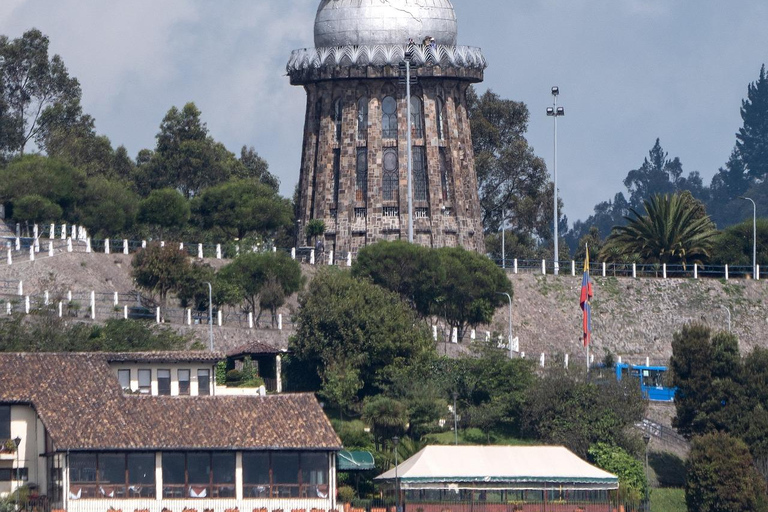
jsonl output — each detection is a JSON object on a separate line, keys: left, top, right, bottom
{"left": 0, "top": 352, "right": 341, "bottom": 512}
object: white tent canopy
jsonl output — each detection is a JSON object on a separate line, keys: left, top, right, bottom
{"left": 375, "top": 445, "right": 619, "bottom": 491}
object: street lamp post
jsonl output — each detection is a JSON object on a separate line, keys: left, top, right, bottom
{"left": 13, "top": 436, "right": 21, "bottom": 510}
{"left": 547, "top": 87, "right": 565, "bottom": 275}
{"left": 497, "top": 292, "right": 513, "bottom": 358}
{"left": 739, "top": 196, "right": 757, "bottom": 279}
{"left": 400, "top": 42, "right": 417, "bottom": 243}
{"left": 204, "top": 282, "right": 213, "bottom": 351}
{"left": 501, "top": 210, "right": 505, "bottom": 269}
{"left": 393, "top": 436, "right": 400, "bottom": 512}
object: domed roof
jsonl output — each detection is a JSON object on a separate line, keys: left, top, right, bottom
{"left": 314, "top": 0, "right": 458, "bottom": 48}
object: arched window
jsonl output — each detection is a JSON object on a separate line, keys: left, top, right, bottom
{"left": 413, "top": 147, "right": 427, "bottom": 201}
{"left": 436, "top": 97, "right": 446, "bottom": 140}
{"left": 356, "top": 148, "right": 368, "bottom": 202}
{"left": 333, "top": 99, "right": 343, "bottom": 142}
{"left": 357, "top": 97, "right": 368, "bottom": 141}
{"left": 382, "top": 148, "right": 399, "bottom": 201}
{"left": 410, "top": 97, "right": 424, "bottom": 139}
{"left": 382, "top": 96, "right": 397, "bottom": 139}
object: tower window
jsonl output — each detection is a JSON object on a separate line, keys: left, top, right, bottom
{"left": 382, "top": 96, "right": 397, "bottom": 139}
{"left": 439, "top": 148, "right": 452, "bottom": 201}
{"left": 356, "top": 147, "right": 368, "bottom": 202}
{"left": 357, "top": 97, "right": 368, "bottom": 141}
{"left": 413, "top": 147, "right": 428, "bottom": 201}
{"left": 410, "top": 97, "right": 424, "bottom": 139}
{"left": 436, "top": 97, "right": 446, "bottom": 140}
{"left": 332, "top": 149, "right": 341, "bottom": 205}
{"left": 333, "top": 99, "right": 343, "bottom": 143}
{"left": 382, "top": 147, "right": 399, "bottom": 201}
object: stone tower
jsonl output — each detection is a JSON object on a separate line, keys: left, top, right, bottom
{"left": 288, "top": 0, "right": 486, "bottom": 255}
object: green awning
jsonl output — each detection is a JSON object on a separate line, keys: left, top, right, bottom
{"left": 337, "top": 450, "right": 375, "bottom": 471}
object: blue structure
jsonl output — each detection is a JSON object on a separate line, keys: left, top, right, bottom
{"left": 615, "top": 363, "right": 676, "bottom": 402}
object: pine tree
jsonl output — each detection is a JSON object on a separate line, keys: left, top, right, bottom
{"left": 736, "top": 64, "right": 768, "bottom": 180}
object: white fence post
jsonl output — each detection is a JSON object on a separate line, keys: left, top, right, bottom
{"left": 663, "top": 263, "right": 667, "bottom": 279}
{"left": 571, "top": 261, "right": 575, "bottom": 276}
{"left": 113, "top": 292, "right": 119, "bottom": 306}
{"left": 105, "top": 239, "right": 110, "bottom": 254}
{"left": 86, "top": 238, "right": 92, "bottom": 253}
{"left": 248, "top": 312, "right": 253, "bottom": 329}
{"left": 156, "top": 307, "right": 161, "bottom": 324}
{"left": 602, "top": 262, "right": 606, "bottom": 277}
{"left": 694, "top": 263, "right": 698, "bottom": 279}
{"left": 347, "top": 252, "right": 352, "bottom": 267}
{"left": 67, "top": 238, "right": 72, "bottom": 252}
{"left": 29, "top": 246, "right": 34, "bottom": 261}
{"left": 328, "top": 250, "right": 334, "bottom": 266}
{"left": 186, "top": 309, "right": 192, "bottom": 326}
{"left": 291, "top": 248, "right": 296, "bottom": 260}
{"left": 123, "top": 239, "right": 128, "bottom": 254}
{"left": 179, "top": 242, "right": 184, "bottom": 251}
{"left": 278, "top": 314, "right": 283, "bottom": 330}
{"left": 61, "top": 224, "right": 66, "bottom": 240}
{"left": 123, "top": 305, "right": 128, "bottom": 320}
{"left": 7, "top": 249, "right": 11, "bottom": 265}
{"left": 18, "top": 281, "right": 22, "bottom": 296}
{"left": 216, "top": 244, "right": 222, "bottom": 259}
{"left": 198, "top": 243, "right": 204, "bottom": 259}
{"left": 452, "top": 327, "right": 458, "bottom": 344}
{"left": 15, "top": 237, "right": 20, "bottom": 251}
{"left": 632, "top": 263, "right": 637, "bottom": 278}
{"left": 310, "top": 249, "right": 315, "bottom": 265}
{"left": 24, "top": 296, "right": 30, "bottom": 314}
{"left": 541, "top": 259, "right": 546, "bottom": 275}
{"left": 757, "top": 265, "right": 761, "bottom": 281}
{"left": 141, "top": 240, "right": 147, "bottom": 249}
{"left": 48, "top": 241, "right": 53, "bottom": 256}
{"left": 540, "top": 353, "right": 545, "bottom": 367}
{"left": 49, "top": 223, "right": 55, "bottom": 239}
{"left": 71, "top": 225, "right": 76, "bottom": 240}
{"left": 564, "top": 354, "right": 569, "bottom": 368}
{"left": 217, "top": 310, "right": 222, "bottom": 326}
{"left": 432, "top": 326, "right": 438, "bottom": 341}
{"left": 90, "top": 291, "right": 95, "bottom": 319}
{"left": 6, "top": 303, "right": 11, "bottom": 315}
{"left": 514, "top": 259, "right": 518, "bottom": 274}
{"left": 486, "top": 330, "right": 491, "bottom": 341}
{"left": 471, "top": 329, "right": 476, "bottom": 341}
{"left": 44, "top": 290, "right": 49, "bottom": 306}
{"left": 58, "top": 302, "right": 63, "bottom": 318}
{"left": 725, "top": 265, "right": 729, "bottom": 280}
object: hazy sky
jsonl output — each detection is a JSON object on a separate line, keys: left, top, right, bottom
{"left": 2, "top": 0, "right": 767, "bottom": 224}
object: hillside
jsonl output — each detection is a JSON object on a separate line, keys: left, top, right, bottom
{"left": 1, "top": 250, "right": 766, "bottom": 362}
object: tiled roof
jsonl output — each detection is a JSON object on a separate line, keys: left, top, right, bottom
{"left": 0, "top": 353, "right": 341, "bottom": 452}
{"left": 227, "top": 341, "right": 283, "bottom": 357}
{"left": 104, "top": 351, "right": 225, "bottom": 364}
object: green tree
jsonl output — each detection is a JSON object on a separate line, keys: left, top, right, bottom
{"left": 521, "top": 368, "right": 646, "bottom": 458}
{"left": 588, "top": 443, "right": 647, "bottom": 503}
{"left": 0, "top": 29, "right": 83, "bottom": 155}
{"left": 709, "top": 218, "right": 768, "bottom": 266}
{"left": 352, "top": 241, "right": 443, "bottom": 318}
{"left": 435, "top": 246, "right": 512, "bottom": 341}
{"left": 362, "top": 395, "right": 408, "bottom": 448}
{"left": 685, "top": 432, "right": 768, "bottom": 512}
{"left": 131, "top": 244, "right": 191, "bottom": 310}
{"left": 670, "top": 324, "right": 747, "bottom": 439}
{"left": 76, "top": 177, "right": 138, "bottom": 237}
{"left": 238, "top": 145, "right": 279, "bottom": 191}
{"left": 217, "top": 251, "right": 303, "bottom": 322}
{"left": 0, "top": 155, "right": 86, "bottom": 221}
{"left": 192, "top": 179, "right": 292, "bottom": 240}
{"left": 599, "top": 193, "right": 716, "bottom": 267}
{"left": 12, "top": 194, "right": 62, "bottom": 223}
{"left": 736, "top": 64, "right": 768, "bottom": 181}
{"left": 288, "top": 268, "right": 435, "bottom": 399}
{"left": 707, "top": 148, "right": 751, "bottom": 227}
{"left": 304, "top": 219, "right": 325, "bottom": 246}
{"left": 137, "top": 188, "right": 190, "bottom": 237}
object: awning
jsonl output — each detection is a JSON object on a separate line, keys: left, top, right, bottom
{"left": 337, "top": 450, "right": 375, "bottom": 471}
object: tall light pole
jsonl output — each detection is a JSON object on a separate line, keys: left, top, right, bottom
{"left": 393, "top": 436, "right": 400, "bottom": 512}
{"left": 501, "top": 209, "right": 506, "bottom": 269}
{"left": 547, "top": 87, "right": 565, "bottom": 275}
{"left": 204, "top": 281, "right": 213, "bottom": 351}
{"left": 740, "top": 196, "right": 757, "bottom": 279}
{"left": 13, "top": 436, "right": 21, "bottom": 511}
{"left": 497, "top": 292, "right": 513, "bottom": 358}
{"left": 400, "top": 42, "right": 416, "bottom": 243}
{"left": 643, "top": 433, "right": 651, "bottom": 509}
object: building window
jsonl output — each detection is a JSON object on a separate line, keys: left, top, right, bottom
{"left": 332, "top": 149, "right": 341, "bottom": 205}
{"left": 436, "top": 97, "right": 446, "bottom": 140}
{"left": 0, "top": 468, "right": 28, "bottom": 482}
{"left": 383, "top": 207, "right": 399, "bottom": 217}
{"left": 357, "top": 97, "right": 368, "bottom": 140}
{"left": 198, "top": 369, "right": 210, "bottom": 396}
{"left": 0, "top": 405, "right": 10, "bottom": 439}
{"left": 117, "top": 369, "right": 130, "bottom": 391}
{"left": 413, "top": 146, "right": 428, "bottom": 201}
{"left": 138, "top": 369, "right": 151, "bottom": 394}
{"left": 157, "top": 369, "right": 171, "bottom": 396}
{"left": 439, "top": 148, "right": 452, "bottom": 201}
{"left": 382, "top": 147, "right": 399, "bottom": 201}
{"left": 333, "top": 99, "right": 342, "bottom": 143}
{"left": 354, "top": 208, "right": 367, "bottom": 219}
{"left": 178, "top": 369, "right": 190, "bottom": 396}
{"left": 415, "top": 207, "right": 430, "bottom": 218}
{"left": 162, "top": 452, "right": 235, "bottom": 499}
{"left": 69, "top": 453, "right": 155, "bottom": 499}
{"left": 243, "top": 452, "right": 329, "bottom": 499}
{"left": 356, "top": 147, "right": 368, "bottom": 202}
{"left": 410, "top": 96, "right": 424, "bottom": 139}
{"left": 382, "top": 96, "right": 397, "bottom": 139}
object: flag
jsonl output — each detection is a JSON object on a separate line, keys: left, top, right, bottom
{"left": 580, "top": 250, "right": 593, "bottom": 347}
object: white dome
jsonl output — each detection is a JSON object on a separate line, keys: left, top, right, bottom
{"left": 314, "top": 0, "right": 458, "bottom": 48}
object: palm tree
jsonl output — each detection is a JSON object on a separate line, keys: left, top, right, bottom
{"left": 599, "top": 193, "right": 716, "bottom": 268}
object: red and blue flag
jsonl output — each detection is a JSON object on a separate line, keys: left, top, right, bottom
{"left": 580, "top": 251, "right": 593, "bottom": 347}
